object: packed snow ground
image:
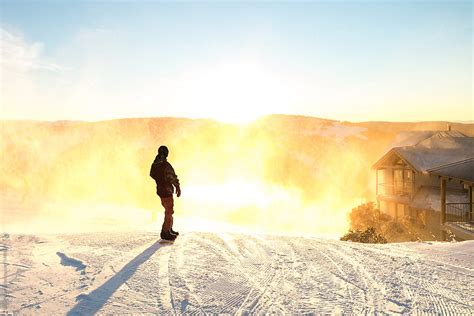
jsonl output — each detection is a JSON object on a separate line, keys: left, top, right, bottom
{"left": 2, "top": 232, "right": 473, "bottom": 315}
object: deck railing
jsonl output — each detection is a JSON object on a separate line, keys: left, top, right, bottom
{"left": 446, "top": 203, "right": 474, "bottom": 232}
{"left": 378, "top": 182, "right": 413, "bottom": 196}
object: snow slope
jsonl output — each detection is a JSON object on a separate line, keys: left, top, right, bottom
{"left": 2, "top": 232, "right": 473, "bottom": 315}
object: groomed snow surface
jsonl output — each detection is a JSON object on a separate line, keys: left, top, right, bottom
{"left": 2, "top": 232, "right": 473, "bottom": 315}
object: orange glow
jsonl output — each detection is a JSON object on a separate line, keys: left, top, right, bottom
{"left": 165, "top": 60, "right": 293, "bottom": 124}
{"left": 0, "top": 117, "right": 382, "bottom": 236}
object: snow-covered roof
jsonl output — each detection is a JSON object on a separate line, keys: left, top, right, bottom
{"left": 386, "top": 130, "right": 466, "bottom": 149}
{"left": 395, "top": 137, "right": 474, "bottom": 172}
{"left": 427, "top": 158, "right": 474, "bottom": 184}
{"left": 373, "top": 131, "right": 474, "bottom": 172}
{"left": 410, "top": 186, "right": 469, "bottom": 212}
{"left": 387, "top": 131, "right": 437, "bottom": 148}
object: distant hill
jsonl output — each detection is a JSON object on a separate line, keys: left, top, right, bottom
{"left": 1, "top": 115, "right": 473, "bottom": 233}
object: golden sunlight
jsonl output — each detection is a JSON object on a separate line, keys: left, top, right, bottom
{"left": 178, "top": 60, "right": 291, "bottom": 124}
{"left": 0, "top": 117, "right": 379, "bottom": 236}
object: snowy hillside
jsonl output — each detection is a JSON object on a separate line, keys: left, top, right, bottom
{"left": 2, "top": 232, "right": 473, "bottom": 314}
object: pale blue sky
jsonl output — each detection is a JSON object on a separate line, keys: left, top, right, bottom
{"left": 1, "top": 1, "right": 472, "bottom": 122}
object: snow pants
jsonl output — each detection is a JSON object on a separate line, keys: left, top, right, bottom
{"left": 160, "top": 196, "right": 174, "bottom": 233}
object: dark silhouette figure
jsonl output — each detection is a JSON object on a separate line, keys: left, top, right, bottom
{"left": 150, "top": 145, "right": 181, "bottom": 241}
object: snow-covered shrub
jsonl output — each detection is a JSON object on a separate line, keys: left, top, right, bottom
{"left": 340, "top": 227, "right": 387, "bottom": 244}
{"left": 342, "top": 202, "right": 438, "bottom": 242}
{"left": 348, "top": 202, "right": 390, "bottom": 231}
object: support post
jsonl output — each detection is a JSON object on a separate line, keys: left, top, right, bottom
{"left": 402, "top": 168, "right": 405, "bottom": 194}
{"left": 391, "top": 168, "right": 394, "bottom": 195}
{"left": 376, "top": 169, "right": 379, "bottom": 196}
{"left": 440, "top": 178, "right": 447, "bottom": 240}
{"left": 470, "top": 185, "right": 473, "bottom": 221}
{"left": 441, "top": 178, "right": 446, "bottom": 224}
{"left": 376, "top": 169, "right": 380, "bottom": 210}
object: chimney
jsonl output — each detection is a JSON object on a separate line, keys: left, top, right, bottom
{"left": 447, "top": 124, "right": 451, "bottom": 131}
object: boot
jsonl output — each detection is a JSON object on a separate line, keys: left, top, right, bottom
{"left": 170, "top": 228, "right": 179, "bottom": 236}
{"left": 160, "top": 230, "right": 176, "bottom": 241}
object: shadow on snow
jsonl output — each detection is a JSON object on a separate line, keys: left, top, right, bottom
{"left": 67, "top": 241, "right": 164, "bottom": 315}
{"left": 57, "top": 252, "right": 87, "bottom": 271}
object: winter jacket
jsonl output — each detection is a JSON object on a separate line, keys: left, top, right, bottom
{"left": 150, "top": 155, "right": 180, "bottom": 198}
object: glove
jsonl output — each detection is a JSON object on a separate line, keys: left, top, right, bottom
{"left": 176, "top": 187, "right": 181, "bottom": 198}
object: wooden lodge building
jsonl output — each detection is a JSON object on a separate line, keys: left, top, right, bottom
{"left": 372, "top": 128, "right": 474, "bottom": 240}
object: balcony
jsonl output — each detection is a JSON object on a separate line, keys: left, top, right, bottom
{"left": 446, "top": 203, "right": 474, "bottom": 233}
{"left": 377, "top": 182, "right": 413, "bottom": 197}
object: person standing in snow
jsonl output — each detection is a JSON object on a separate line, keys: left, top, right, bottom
{"left": 150, "top": 145, "right": 181, "bottom": 241}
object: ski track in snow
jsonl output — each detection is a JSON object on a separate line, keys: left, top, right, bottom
{"left": 2, "top": 232, "right": 473, "bottom": 315}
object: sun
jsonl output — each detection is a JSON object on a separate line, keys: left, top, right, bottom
{"left": 179, "top": 60, "right": 290, "bottom": 124}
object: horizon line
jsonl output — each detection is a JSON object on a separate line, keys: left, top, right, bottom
{"left": 0, "top": 114, "right": 473, "bottom": 125}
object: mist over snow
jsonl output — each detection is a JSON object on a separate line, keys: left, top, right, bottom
{"left": 1, "top": 116, "right": 473, "bottom": 237}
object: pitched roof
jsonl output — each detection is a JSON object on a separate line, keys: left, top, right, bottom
{"left": 373, "top": 131, "right": 474, "bottom": 172}
{"left": 387, "top": 130, "right": 466, "bottom": 149}
{"left": 427, "top": 158, "right": 474, "bottom": 184}
{"left": 394, "top": 137, "right": 474, "bottom": 172}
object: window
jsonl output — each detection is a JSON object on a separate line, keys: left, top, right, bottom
{"left": 394, "top": 170, "right": 403, "bottom": 194}
{"left": 394, "top": 169, "right": 412, "bottom": 195}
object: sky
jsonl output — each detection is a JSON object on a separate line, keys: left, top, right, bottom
{"left": 0, "top": 1, "right": 472, "bottom": 123}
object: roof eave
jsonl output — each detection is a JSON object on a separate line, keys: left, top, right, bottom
{"left": 372, "top": 147, "right": 420, "bottom": 172}
{"left": 428, "top": 173, "right": 474, "bottom": 186}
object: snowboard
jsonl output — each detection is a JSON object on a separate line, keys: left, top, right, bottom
{"left": 159, "top": 238, "right": 175, "bottom": 244}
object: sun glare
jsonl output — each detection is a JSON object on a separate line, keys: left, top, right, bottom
{"left": 179, "top": 60, "right": 290, "bottom": 124}
{"left": 1, "top": 110, "right": 369, "bottom": 237}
